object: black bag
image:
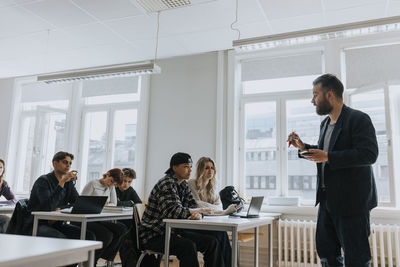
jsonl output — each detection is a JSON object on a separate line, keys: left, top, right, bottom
{"left": 219, "top": 186, "right": 245, "bottom": 212}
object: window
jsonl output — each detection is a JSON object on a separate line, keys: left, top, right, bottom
{"left": 241, "top": 93, "right": 321, "bottom": 202}
{"left": 243, "top": 101, "right": 279, "bottom": 198}
{"left": 345, "top": 44, "right": 400, "bottom": 206}
{"left": 79, "top": 106, "right": 138, "bottom": 187}
{"left": 9, "top": 76, "right": 148, "bottom": 194}
{"left": 237, "top": 51, "right": 323, "bottom": 204}
{"left": 233, "top": 40, "right": 400, "bottom": 208}
{"left": 12, "top": 82, "right": 71, "bottom": 193}
{"left": 348, "top": 88, "right": 393, "bottom": 203}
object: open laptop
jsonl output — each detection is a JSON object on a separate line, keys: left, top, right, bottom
{"left": 61, "top": 195, "right": 107, "bottom": 214}
{"left": 230, "top": 196, "right": 264, "bottom": 218}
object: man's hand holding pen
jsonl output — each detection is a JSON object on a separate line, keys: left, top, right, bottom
{"left": 287, "top": 132, "right": 328, "bottom": 163}
{"left": 287, "top": 132, "right": 305, "bottom": 150}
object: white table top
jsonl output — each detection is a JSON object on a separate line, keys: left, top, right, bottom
{"left": 164, "top": 215, "right": 275, "bottom": 231}
{"left": 0, "top": 234, "right": 102, "bottom": 267}
{"left": 32, "top": 210, "right": 132, "bottom": 220}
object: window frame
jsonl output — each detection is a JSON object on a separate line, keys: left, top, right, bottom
{"left": 77, "top": 102, "right": 139, "bottom": 190}
{"left": 228, "top": 35, "right": 400, "bottom": 209}
{"left": 345, "top": 84, "right": 396, "bottom": 207}
{"left": 7, "top": 76, "right": 150, "bottom": 198}
{"left": 239, "top": 89, "right": 321, "bottom": 205}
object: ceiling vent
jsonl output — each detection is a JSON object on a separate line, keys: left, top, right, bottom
{"left": 136, "top": 0, "right": 214, "bottom": 13}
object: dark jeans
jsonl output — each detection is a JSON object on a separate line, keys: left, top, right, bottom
{"left": 316, "top": 197, "right": 372, "bottom": 267}
{"left": 145, "top": 230, "right": 225, "bottom": 267}
{"left": 188, "top": 230, "right": 232, "bottom": 267}
{"left": 87, "top": 221, "right": 128, "bottom": 261}
{"left": 37, "top": 221, "right": 96, "bottom": 240}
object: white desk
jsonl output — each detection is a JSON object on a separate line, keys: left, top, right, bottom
{"left": 0, "top": 234, "right": 102, "bottom": 267}
{"left": 164, "top": 214, "right": 279, "bottom": 267}
{"left": 31, "top": 211, "right": 132, "bottom": 239}
{"left": 0, "top": 205, "right": 14, "bottom": 215}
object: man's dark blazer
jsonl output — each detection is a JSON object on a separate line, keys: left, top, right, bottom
{"left": 303, "top": 104, "right": 378, "bottom": 216}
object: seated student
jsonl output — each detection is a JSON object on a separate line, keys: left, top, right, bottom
{"left": 28, "top": 151, "right": 95, "bottom": 240}
{"left": 188, "top": 157, "right": 237, "bottom": 213}
{"left": 81, "top": 168, "right": 128, "bottom": 263}
{"left": 0, "top": 158, "right": 17, "bottom": 233}
{"left": 116, "top": 168, "right": 142, "bottom": 207}
{"left": 139, "top": 152, "right": 225, "bottom": 267}
{"left": 116, "top": 168, "right": 143, "bottom": 267}
{"left": 188, "top": 157, "right": 237, "bottom": 267}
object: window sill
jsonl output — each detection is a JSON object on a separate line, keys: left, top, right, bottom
{"left": 262, "top": 205, "right": 400, "bottom": 224}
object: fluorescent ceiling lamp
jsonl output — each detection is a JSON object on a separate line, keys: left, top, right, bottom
{"left": 37, "top": 62, "right": 161, "bottom": 84}
{"left": 233, "top": 15, "right": 400, "bottom": 52}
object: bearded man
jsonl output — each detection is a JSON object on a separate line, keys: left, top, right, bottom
{"left": 288, "top": 74, "right": 378, "bottom": 267}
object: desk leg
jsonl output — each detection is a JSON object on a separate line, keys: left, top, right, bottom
{"left": 269, "top": 223, "right": 273, "bottom": 267}
{"left": 32, "top": 216, "right": 38, "bottom": 236}
{"left": 79, "top": 220, "right": 89, "bottom": 267}
{"left": 80, "top": 219, "right": 87, "bottom": 240}
{"left": 254, "top": 226, "right": 259, "bottom": 267}
{"left": 83, "top": 249, "right": 95, "bottom": 267}
{"left": 164, "top": 222, "right": 171, "bottom": 267}
{"left": 232, "top": 228, "right": 238, "bottom": 267}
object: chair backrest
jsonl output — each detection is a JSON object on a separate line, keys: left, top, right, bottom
{"left": 133, "top": 204, "right": 142, "bottom": 251}
{"left": 6, "top": 198, "right": 32, "bottom": 235}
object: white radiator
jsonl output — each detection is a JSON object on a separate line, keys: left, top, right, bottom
{"left": 278, "top": 219, "right": 400, "bottom": 267}
{"left": 278, "top": 219, "right": 321, "bottom": 267}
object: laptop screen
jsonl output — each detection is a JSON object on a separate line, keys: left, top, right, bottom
{"left": 247, "top": 196, "right": 264, "bottom": 216}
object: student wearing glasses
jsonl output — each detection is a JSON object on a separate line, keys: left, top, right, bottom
{"left": 81, "top": 168, "right": 128, "bottom": 263}
{"left": 28, "top": 151, "right": 95, "bottom": 240}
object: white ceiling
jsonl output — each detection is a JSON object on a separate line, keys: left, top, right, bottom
{"left": 0, "top": 0, "right": 399, "bottom": 78}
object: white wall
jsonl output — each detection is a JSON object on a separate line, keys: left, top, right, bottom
{"left": 0, "top": 78, "right": 14, "bottom": 160}
{"left": 144, "top": 52, "right": 219, "bottom": 197}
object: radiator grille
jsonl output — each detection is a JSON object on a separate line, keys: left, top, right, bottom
{"left": 278, "top": 219, "right": 400, "bottom": 267}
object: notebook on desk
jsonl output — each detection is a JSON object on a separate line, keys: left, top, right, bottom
{"left": 60, "top": 196, "right": 107, "bottom": 214}
{"left": 230, "top": 196, "right": 264, "bottom": 218}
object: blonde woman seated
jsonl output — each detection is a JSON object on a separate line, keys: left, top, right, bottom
{"left": 188, "top": 157, "right": 237, "bottom": 215}
{"left": 188, "top": 157, "right": 237, "bottom": 267}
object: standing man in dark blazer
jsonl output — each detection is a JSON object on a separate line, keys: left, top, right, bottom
{"left": 288, "top": 74, "right": 378, "bottom": 267}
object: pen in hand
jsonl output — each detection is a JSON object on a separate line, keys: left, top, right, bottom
{"left": 288, "top": 136, "right": 294, "bottom": 147}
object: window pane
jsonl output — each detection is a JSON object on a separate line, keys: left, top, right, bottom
{"left": 243, "top": 75, "right": 319, "bottom": 95}
{"left": 15, "top": 116, "right": 36, "bottom": 193}
{"left": 40, "top": 112, "right": 67, "bottom": 175}
{"left": 286, "top": 99, "right": 320, "bottom": 200}
{"left": 22, "top": 100, "right": 69, "bottom": 111}
{"left": 112, "top": 109, "right": 137, "bottom": 169}
{"left": 244, "top": 102, "right": 278, "bottom": 198}
{"left": 86, "top": 94, "right": 139, "bottom": 105}
{"left": 81, "top": 112, "right": 108, "bottom": 186}
{"left": 350, "top": 89, "right": 390, "bottom": 203}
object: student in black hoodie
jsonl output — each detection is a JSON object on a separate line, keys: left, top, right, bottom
{"left": 116, "top": 168, "right": 142, "bottom": 207}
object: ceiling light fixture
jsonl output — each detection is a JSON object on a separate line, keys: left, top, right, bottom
{"left": 38, "top": 7, "right": 164, "bottom": 84}
{"left": 37, "top": 62, "right": 161, "bottom": 84}
{"left": 233, "top": 15, "right": 400, "bottom": 52}
{"left": 136, "top": 0, "right": 191, "bottom": 13}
